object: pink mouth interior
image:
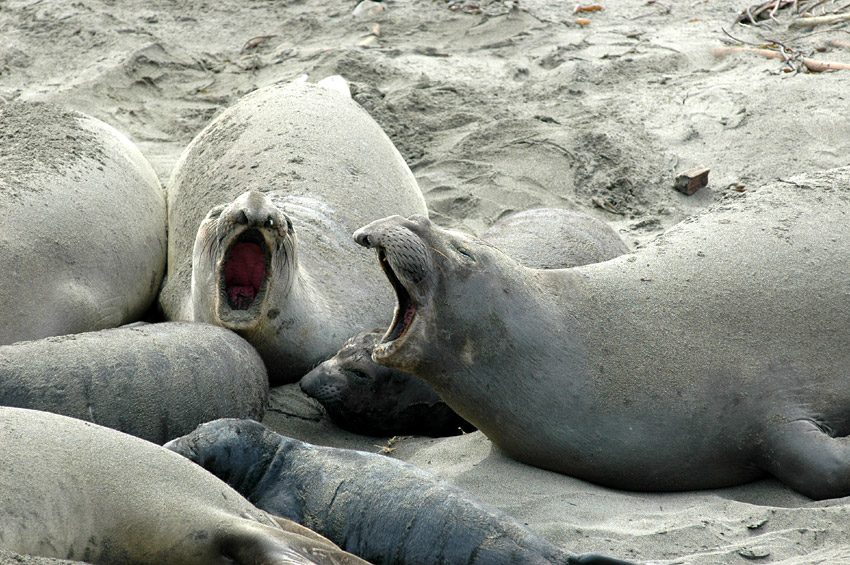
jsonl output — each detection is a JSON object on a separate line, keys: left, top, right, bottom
{"left": 224, "top": 242, "right": 266, "bottom": 310}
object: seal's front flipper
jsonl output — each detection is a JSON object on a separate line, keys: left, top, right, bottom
{"left": 220, "top": 520, "right": 369, "bottom": 565}
{"left": 760, "top": 419, "right": 850, "bottom": 500}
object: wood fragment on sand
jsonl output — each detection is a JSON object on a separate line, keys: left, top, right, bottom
{"left": 713, "top": 46, "right": 850, "bottom": 71}
{"left": 674, "top": 167, "right": 710, "bottom": 195}
{"left": 789, "top": 11, "right": 850, "bottom": 27}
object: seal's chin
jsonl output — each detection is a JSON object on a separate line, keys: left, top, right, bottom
{"left": 375, "top": 247, "right": 418, "bottom": 359}
{"left": 216, "top": 229, "right": 272, "bottom": 328}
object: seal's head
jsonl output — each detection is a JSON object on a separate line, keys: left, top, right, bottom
{"left": 192, "top": 190, "right": 295, "bottom": 330}
{"left": 354, "top": 214, "right": 524, "bottom": 381}
{"left": 300, "top": 328, "right": 475, "bottom": 437}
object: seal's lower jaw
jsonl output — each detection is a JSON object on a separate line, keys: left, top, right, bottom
{"left": 374, "top": 248, "right": 420, "bottom": 363}
{"left": 215, "top": 229, "right": 273, "bottom": 329}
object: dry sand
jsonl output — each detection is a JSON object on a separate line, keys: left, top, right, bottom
{"left": 3, "top": 0, "right": 850, "bottom": 563}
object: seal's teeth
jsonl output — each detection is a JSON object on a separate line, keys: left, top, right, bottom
{"left": 374, "top": 342, "right": 392, "bottom": 358}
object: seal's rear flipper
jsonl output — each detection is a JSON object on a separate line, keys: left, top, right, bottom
{"left": 760, "top": 419, "right": 850, "bottom": 500}
{"left": 220, "top": 520, "right": 369, "bottom": 564}
{"left": 317, "top": 75, "right": 351, "bottom": 98}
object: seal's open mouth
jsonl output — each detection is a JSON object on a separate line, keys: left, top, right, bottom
{"left": 378, "top": 247, "right": 417, "bottom": 344}
{"left": 220, "top": 229, "right": 270, "bottom": 315}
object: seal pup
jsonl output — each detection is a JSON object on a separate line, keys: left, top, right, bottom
{"left": 159, "top": 79, "right": 427, "bottom": 384}
{"left": 166, "top": 418, "right": 636, "bottom": 565}
{"left": 301, "top": 208, "right": 627, "bottom": 437}
{"left": 0, "top": 407, "right": 367, "bottom": 565}
{"left": 0, "top": 322, "right": 268, "bottom": 444}
{"left": 0, "top": 102, "right": 166, "bottom": 345}
{"left": 300, "top": 328, "right": 475, "bottom": 437}
{"left": 354, "top": 168, "right": 850, "bottom": 500}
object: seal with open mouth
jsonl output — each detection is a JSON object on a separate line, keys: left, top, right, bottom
{"left": 354, "top": 168, "right": 850, "bottom": 500}
{"left": 159, "top": 79, "right": 427, "bottom": 384}
{"left": 301, "top": 208, "right": 627, "bottom": 437}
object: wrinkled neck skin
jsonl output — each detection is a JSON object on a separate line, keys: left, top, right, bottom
{"left": 403, "top": 266, "right": 590, "bottom": 463}
{"left": 239, "top": 269, "right": 340, "bottom": 380}
{"left": 190, "top": 238, "right": 339, "bottom": 382}
{"left": 165, "top": 420, "right": 306, "bottom": 522}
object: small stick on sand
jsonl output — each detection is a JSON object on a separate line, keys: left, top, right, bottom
{"left": 713, "top": 45, "right": 850, "bottom": 71}
{"left": 713, "top": 45, "right": 786, "bottom": 60}
{"left": 789, "top": 12, "right": 850, "bottom": 27}
{"left": 241, "top": 34, "right": 277, "bottom": 52}
{"left": 801, "top": 56, "right": 850, "bottom": 69}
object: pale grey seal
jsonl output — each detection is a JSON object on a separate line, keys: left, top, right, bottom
{"left": 159, "top": 79, "right": 427, "bottom": 384}
{"left": 301, "top": 208, "right": 627, "bottom": 437}
{"left": 0, "top": 407, "right": 367, "bottom": 564}
{"left": 354, "top": 168, "right": 850, "bottom": 500}
{"left": 0, "top": 322, "right": 268, "bottom": 444}
{"left": 481, "top": 207, "right": 628, "bottom": 269}
{"left": 0, "top": 102, "right": 166, "bottom": 345}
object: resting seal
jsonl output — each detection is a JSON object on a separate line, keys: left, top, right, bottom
{"left": 354, "top": 168, "right": 850, "bottom": 500}
{"left": 166, "top": 418, "right": 635, "bottom": 565}
{"left": 301, "top": 208, "right": 626, "bottom": 437}
{"left": 0, "top": 407, "right": 367, "bottom": 564}
{"left": 481, "top": 208, "right": 629, "bottom": 269}
{"left": 0, "top": 322, "right": 268, "bottom": 444}
{"left": 159, "top": 79, "right": 427, "bottom": 384}
{"left": 0, "top": 102, "right": 166, "bottom": 345}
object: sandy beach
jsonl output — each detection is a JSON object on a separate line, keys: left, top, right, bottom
{"left": 3, "top": 0, "right": 850, "bottom": 563}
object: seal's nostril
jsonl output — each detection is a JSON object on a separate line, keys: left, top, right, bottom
{"left": 235, "top": 210, "right": 249, "bottom": 225}
{"left": 354, "top": 231, "right": 371, "bottom": 248}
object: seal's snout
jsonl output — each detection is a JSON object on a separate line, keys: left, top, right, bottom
{"left": 354, "top": 229, "right": 373, "bottom": 249}
{"left": 222, "top": 190, "right": 286, "bottom": 232}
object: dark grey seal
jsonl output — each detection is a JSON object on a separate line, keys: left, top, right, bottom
{"left": 166, "top": 418, "right": 635, "bottom": 565}
{"left": 0, "top": 102, "right": 166, "bottom": 345}
{"left": 0, "top": 407, "right": 367, "bottom": 565}
{"left": 300, "top": 328, "right": 475, "bottom": 437}
{"left": 301, "top": 208, "right": 627, "bottom": 437}
{"left": 0, "top": 322, "right": 267, "bottom": 444}
{"left": 159, "top": 79, "right": 427, "bottom": 384}
{"left": 353, "top": 168, "right": 850, "bottom": 500}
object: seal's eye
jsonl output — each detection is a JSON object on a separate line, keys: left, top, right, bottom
{"left": 348, "top": 369, "right": 372, "bottom": 382}
{"left": 265, "top": 217, "right": 275, "bottom": 228}
{"left": 452, "top": 244, "right": 476, "bottom": 263}
{"left": 206, "top": 205, "right": 226, "bottom": 221}
{"left": 285, "top": 217, "right": 294, "bottom": 233}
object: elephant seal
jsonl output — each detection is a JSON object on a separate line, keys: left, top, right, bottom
{"left": 0, "top": 322, "right": 268, "bottom": 444}
{"left": 300, "top": 329, "right": 475, "bottom": 437}
{"left": 159, "top": 79, "right": 427, "bottom": 384}
{"left": 481, "top": 208, "right": 629, "bottom": 269}
{"left": 301, "top": 209, "right": 626, "bottom": 437}
{"left": 0, "top": 102, "right": 166, "bottom": 345}
{"left": 166, "top": 418, "right": 635, "bottom": 565}
{"left": 353, "top": 168, "right": 850, "bottom": 500}
{"left": 0, "top": 407, "right": 367, "bottom": 565}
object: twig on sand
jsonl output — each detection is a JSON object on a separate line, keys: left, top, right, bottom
{"left": 799, "top": 55, "right": 850, "bottom": 68}
{"left": 241, "top": 34, "right": 277, "bottom": 53}
{"left": 713, "top": 45, "right": 850, "bottom": 71}
{"left": 736, "top": 0, "right": 850, "bottom": 25}
{"left": 591, "top": 197, "right": 625, "bottom": 215}
{"left": 788, "top": 11, "right": 850, "bottom": 27}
